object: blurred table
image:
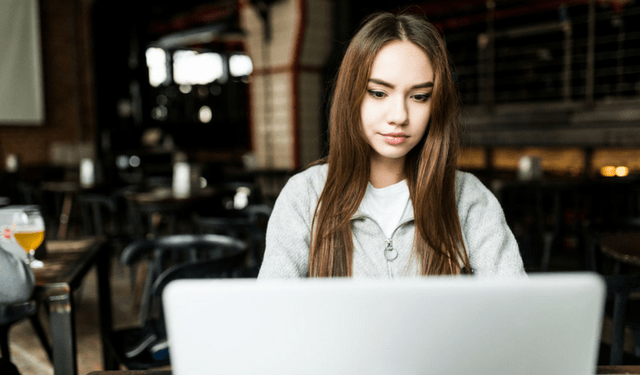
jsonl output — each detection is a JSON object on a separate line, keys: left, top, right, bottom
{"left": 598, "top": 366, "right": 640, "bottom": 374}
{"left": 600, "top": 232, "right": 640, "bottom": 267}
{"left": 124, "top": 187, "right": 216, "bottom": 238}
{"left": 33, "top": 237, "right": 111, "bottom": 375}
{"left": 124, "top": 186, "right": 216, "bottom": 207}
{"left": 85, "top": 366, "right": 640, "bottom": 374}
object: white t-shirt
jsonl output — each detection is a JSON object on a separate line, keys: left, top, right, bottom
{"left": 358, "top": 180, "right": 411, "bottom": 239}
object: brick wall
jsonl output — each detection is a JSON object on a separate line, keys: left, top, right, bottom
{"left": 0, "top": 0, "right": 96, "bottom": 169}
{"left": 241, "top": 0, "right": 333, "bottom": 170}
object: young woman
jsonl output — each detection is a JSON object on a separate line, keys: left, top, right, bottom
{"left": 258, "top": 12, "right": 525, "bottom": 278}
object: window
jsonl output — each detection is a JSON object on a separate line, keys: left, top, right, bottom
{"left": 173, "top": 50, "right": 224, "bottom": 85}
{"left": 229, "top": 54, "right": 253, "bottom": 77}
{"left": 146, "top": 47, "right": 169, "bottom": 87}
{"left": 0, "top": 0, "right": 44, "bottom": 124}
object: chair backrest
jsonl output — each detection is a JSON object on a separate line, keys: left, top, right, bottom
{"left": 151, "top": 251, "right": 248, "bottom": 339}
{"left": 152, "top": 252, "right": 248, "bottom": 297}
{"left": 121, "top": 234, "right": 248, "bottom": 266}
{"left": 77, "top": 193, "right": 118, "bottom": 237}
{"left": 120, "top": 234, "right": 248, "bottom": 324}
{"left": 193, "top": 203, "right": 272, "bottom": 274}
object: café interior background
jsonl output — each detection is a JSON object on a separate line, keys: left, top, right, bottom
{"left": 0, "top": 0, "right": 638, "bottom": 176}
{"left": 1, "top": 0, "right": 640, "bottom": 267}
{"left": 2, "top": 1, "right": 640, "bottom": 373}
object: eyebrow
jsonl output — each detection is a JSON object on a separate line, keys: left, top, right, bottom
{"left": 368, "top": 78, "right": 434, "bottom": 90}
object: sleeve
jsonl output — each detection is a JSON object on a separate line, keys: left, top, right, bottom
{"left": 257, "top": 172, "right": 318, "bottom": 278}
{"left": 0, "top": 246, "right": 35, "bottom": 303}
{"left": 456, "top": 173, "right": 527, "bottom": 277}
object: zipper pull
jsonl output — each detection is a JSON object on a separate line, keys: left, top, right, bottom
{"left": 384, "top": 239, "right": 398, "bottom": 261}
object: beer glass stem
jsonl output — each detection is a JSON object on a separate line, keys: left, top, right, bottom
{"left": 27, "top": 249, "right": 43, "bottom": 268}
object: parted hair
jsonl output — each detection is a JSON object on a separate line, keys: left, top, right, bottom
{"left": 308, "top": 11, "right": 471, "bottom": 276}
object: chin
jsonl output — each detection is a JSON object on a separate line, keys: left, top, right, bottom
{"left": 374, "top": 150, "right": 410, "bottom": 160}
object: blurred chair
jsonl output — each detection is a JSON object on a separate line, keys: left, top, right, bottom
{"left": 593, "top": 231, "right": 640, "bottom": 365}
{"left": 15, "top": 181, "right": 58, "bottom": 239}
{"left": 15, "top": 181, "right": 42, "bottom": 206}
{"left": 78, "top": 193, "right": 118, "bottom": 237}
{"left": 193, "top": 203, "right": 272, "bottom": 276}
{"left": 0, "top": 301, "right": 37, "bottom": 360}
{"left": 77, "top": 189, "right": 137, "bottom": 253}
{"left": 148, "top": 255, "right": 248, "bottom": 351}
{"left": 104, "top": 234, "right": 247, "bottom": 370}
{"left": 252, "top": 169, "right": 292, "bottom": 206}
{"left": 123, "top": 185, "right": 207, "bottom": 240}
{"left": 129, "top": 201, "right": 185, "bottom": 239}
{"left": 602, "top": 274, "right": 640, "bottom": 365}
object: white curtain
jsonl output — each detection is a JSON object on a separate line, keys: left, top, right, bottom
{"left": 0, "top": 0, "right": 44, "bottom": 125}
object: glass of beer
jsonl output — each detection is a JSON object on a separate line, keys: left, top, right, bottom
{"left": 13, "top": 207, "right": 45, "bottom": 268}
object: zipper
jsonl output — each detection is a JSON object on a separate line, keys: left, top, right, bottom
{"left": 351, "top": 213, "right": 412, "bottom": 279}
{"left": 384, "top": 239, "right": 398, "bottom": 278}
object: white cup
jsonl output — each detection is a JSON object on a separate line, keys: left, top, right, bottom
{"left": 80, "top": 158, "right": 96, "bottom": 188}
{"left": 172, "top": 162, "right": 191, "bottom": 199}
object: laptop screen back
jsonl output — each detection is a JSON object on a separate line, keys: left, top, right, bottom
{"left": 163, "top": 273, "right": 605, "bottom": 375}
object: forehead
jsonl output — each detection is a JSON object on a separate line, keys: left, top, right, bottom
{"left": 369, "top": 40, "right": 434, "bottom": 83}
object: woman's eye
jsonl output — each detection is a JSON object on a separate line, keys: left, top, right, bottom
{"left": 367, "top": 90, "right": 386, "bottom": 99}
{"left": 413, "top": 94, "right": 431, "bottom": 102}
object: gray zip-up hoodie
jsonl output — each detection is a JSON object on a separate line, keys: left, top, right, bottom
{"left": 258, "top": 164, "right": 525, "bottom": 278}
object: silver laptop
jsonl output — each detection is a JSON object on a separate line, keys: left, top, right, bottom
{"left": 163, "top": 273, "right": 605, "bottom": 375}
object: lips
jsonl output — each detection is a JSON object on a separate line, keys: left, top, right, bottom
{"left": 382, "top": 132, "right": 408, "bottom": 145}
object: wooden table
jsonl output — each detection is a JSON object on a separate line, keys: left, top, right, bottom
{"left": 86, "top": 366, "right": 640, "bottom": 375}
{"left": 600, "top": 232, "right": 640, "bottom": 267}
{"left": 124, "top": 187, "right": 216, "bottom": 238}
{"left": 33, "top": 237, "right": 112, "bottom": 375}
{"left": 599, "top": 366, "right": 640, "bottom": 374}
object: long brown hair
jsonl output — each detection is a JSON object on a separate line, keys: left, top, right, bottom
{"left": 308, "top": 12, "right": 471, "bottom": 277}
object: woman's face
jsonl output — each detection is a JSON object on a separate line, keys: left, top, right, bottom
{"left": 360, "top": 40, "right": 434, "bottom": 166}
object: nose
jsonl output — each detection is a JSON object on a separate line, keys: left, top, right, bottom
{"left": 387, "top": 95, "right": 408, "bottom": 126}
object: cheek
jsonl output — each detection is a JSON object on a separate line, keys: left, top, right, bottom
{"left": 411, "top": 106, "right": 431, "bottom": 136}
{"left": 360, "top": 99, "right": 376, "bottom": 131}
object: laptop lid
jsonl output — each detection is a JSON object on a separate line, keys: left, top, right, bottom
{"left": 163, "top": 273, "right": 605, "bottom": 375}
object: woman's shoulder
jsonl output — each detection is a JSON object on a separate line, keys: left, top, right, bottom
{"left": 284, "top": 163, "right": 328, "bottom": 192}
{"left": 291, "top": 163, "right": 328, "bottom": 183}
{"left": 454, "top": 170, "right": 498, "bottom": 207}
{"left": 268, "top": 163, "right": 328, "bottom": 228}
{"left": 276, "top": 163, "right": 328, "bottom": 204}
{"left": 455, "top": 170, "right": 488, "bottom": 195}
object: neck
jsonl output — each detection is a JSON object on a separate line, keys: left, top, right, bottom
{"left": 369, "top": 155, "right": 405, "bottom": 188}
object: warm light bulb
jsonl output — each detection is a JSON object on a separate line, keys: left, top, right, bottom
{"left": 601, "top": 166, "right": 616, "bottom": 177}
{"left": 616, "top": 166, "right": 629, "bottom": 177}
